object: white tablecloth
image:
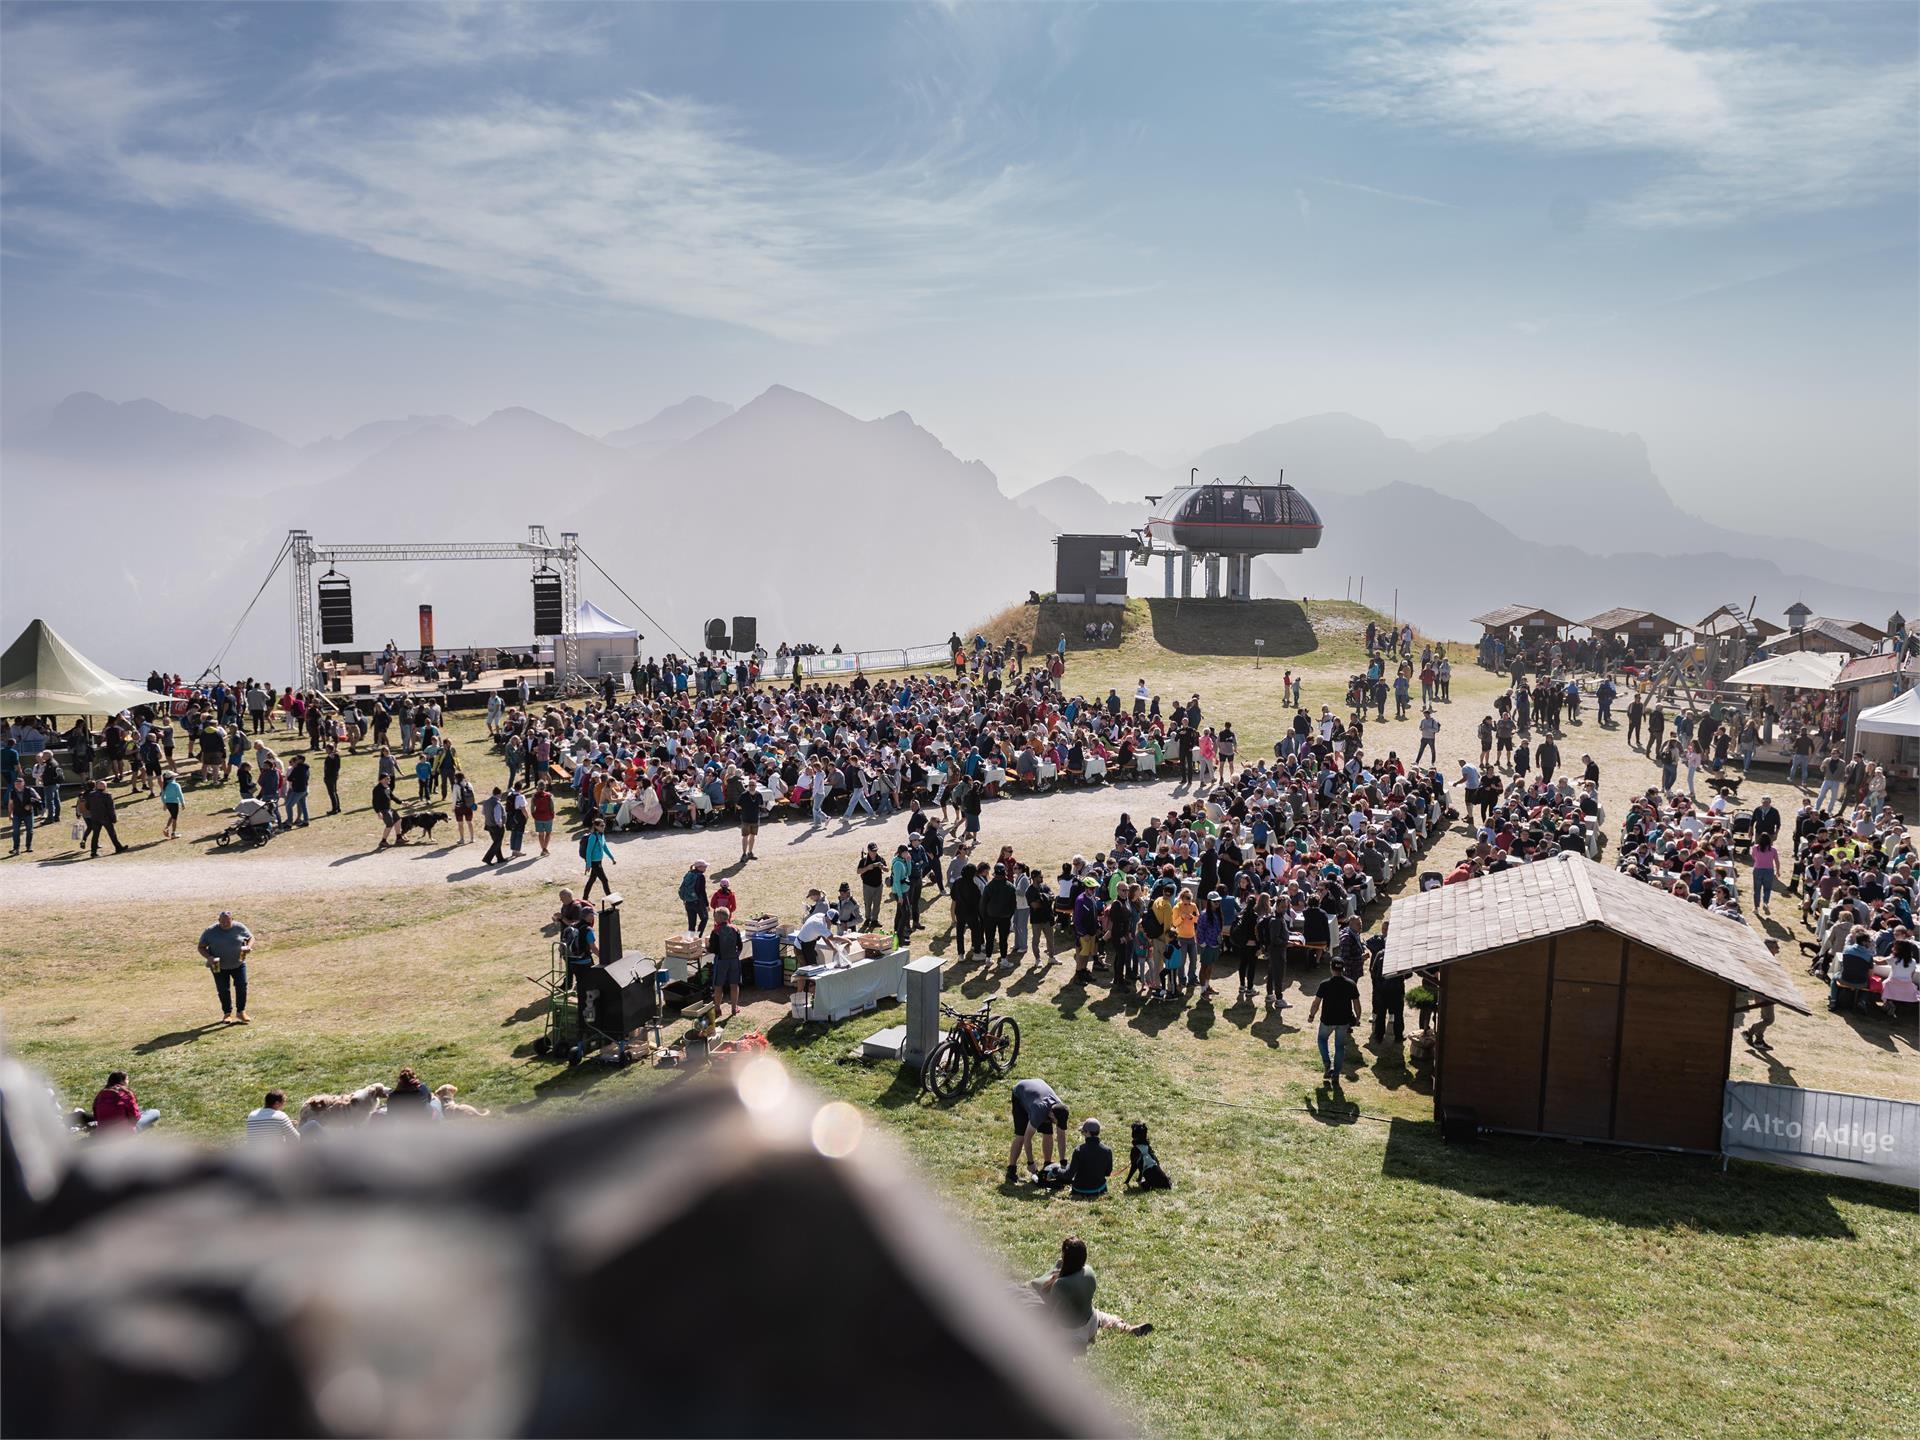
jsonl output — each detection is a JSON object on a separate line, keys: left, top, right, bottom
{"left": 1085, "top": 756, "right": 1108, "bottom": 782}
{"left": 794, "top": 946, "right": 909, "bottom": 1022}
{"left": 1135, "top": 753, "right": 1157, "bottom": 775}
{"left": 1036, "top": 760, "right": 1058, "bottom": 783}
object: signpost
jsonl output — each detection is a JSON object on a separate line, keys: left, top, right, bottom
{"left": 1254, "top": 638, "right": 1265, "bottom": 669}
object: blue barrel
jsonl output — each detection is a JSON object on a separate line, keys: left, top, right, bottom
{"left": 750, "top": 932, "right": 780, "bottom": 968}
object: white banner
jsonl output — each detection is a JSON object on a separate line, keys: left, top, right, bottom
{"left": 1723, "top": 1082, "right": 1919, "bottom": 1189}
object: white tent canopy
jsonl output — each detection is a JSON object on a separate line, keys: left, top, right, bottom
{"left": 1723, "top": 651, "right": 1846, "bottom": 691}
{"left": 538, "top": 599, "right": 636, "bottom": 641}
{"left": 573, "top": 600, "right": 637, "bottom": 638}
{"left": 1855, "top": 687, "right": 1920, "bottom": 739}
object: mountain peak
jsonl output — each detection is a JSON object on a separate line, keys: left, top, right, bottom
{"left": 601, "top": 395, "right": 734, "bottom": 452}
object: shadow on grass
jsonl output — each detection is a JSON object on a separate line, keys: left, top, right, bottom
{"left": 1142, "top": 598, "right": 1319, "bottom": 658}
{"left": 134, "top": 1022, "right": 232, "bottom": 1054}
{"left": 1379, "top": 1116, "right": 1904, "bottom": 1237}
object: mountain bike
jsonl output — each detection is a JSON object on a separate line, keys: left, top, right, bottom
{"left": 922, "top": 1000, "right": 1020, "bottom": 1099}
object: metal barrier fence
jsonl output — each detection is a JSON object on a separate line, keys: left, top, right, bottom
{"left": 796, "top": 643, "right": 955, "bottom": 678}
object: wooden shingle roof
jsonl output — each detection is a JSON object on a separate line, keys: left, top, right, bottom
{"left": 1580, "top": 607, "right": 1684, "bottom": 634}
{"left": 1382, "top": 852, "right": 1809, "bottom": 1010}
{"left": 1470, "top": 604, "right": 1571, "bottom": 630}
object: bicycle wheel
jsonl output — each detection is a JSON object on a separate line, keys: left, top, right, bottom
{"left": 923, "top": 1039, "right": 970, "bottom": 1099}
{"left": 985, "top": 1016, "right": 1021, "bottom": 1077}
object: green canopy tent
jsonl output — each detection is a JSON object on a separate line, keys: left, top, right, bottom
{"left": 0, "top": 619, "right": 161, "bottom": 718}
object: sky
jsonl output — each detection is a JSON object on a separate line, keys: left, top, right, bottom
{"left": 2, "top": 0, "right": 1916, "bottom": 522}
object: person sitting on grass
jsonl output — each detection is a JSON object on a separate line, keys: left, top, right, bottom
{"left": 1061, "top": 1118, "right": 1113, "bottom": 1198}
{"left": 1027, "top": 1236, "right": 1152, "bottom": 1344}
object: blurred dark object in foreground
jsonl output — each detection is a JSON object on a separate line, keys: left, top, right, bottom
{"left": 1, "top": 1055, "right": 1114, "bottom": 1437}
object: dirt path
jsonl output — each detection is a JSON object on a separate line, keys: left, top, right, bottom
{"left": 3, "top": 774, "right": 1204, "bottom": 905}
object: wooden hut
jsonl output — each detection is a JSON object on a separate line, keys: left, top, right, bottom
{"left": 1383, "top": 853, "right": 1807, "bottom": 1152}
{"left": 1579, "top": 607, "right": 1686, "bottom": 657}
{"left": 1471, "top": 604, "right": 1571, "bottom": 641}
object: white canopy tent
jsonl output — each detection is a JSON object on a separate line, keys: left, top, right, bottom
{"left": 0, "top": 619, "right": 160, "bottom": 718}
{"left": 1723, "top": 651, "right": 1846, "bottom": 691}
{"left": 539, "top": 600, "right": 639, "bottom": 679}
{"left": 1854, "top": 687, "right": 1920, "bottom": 740}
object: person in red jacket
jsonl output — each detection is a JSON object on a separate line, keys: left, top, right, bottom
{"left": 92, "top": 1071, "right": 158, "bottom": 1132}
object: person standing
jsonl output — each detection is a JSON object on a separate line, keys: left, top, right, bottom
{"left": 284, "top": 753, "right": 311, "bottom": 829}
{"left": 706, "top": 907, "right": 743, "bottom": 1018}
{"left": 679, "top": 860, "right": 711, "bottom": 934}
{"left": 506, "top": 784, "right": 529, "bottom": 857}
{"left": 245, "top": 1090, "right": 298, "bottom": 1143}
{"left": 580, "top": 820, "right": 615, "bottom": 901}
{"left": 890, "top": 843, "right": 915, "bottom": 943}
{"left": 1750, "top": 837, "right": 1780, "bottom": 917}
{"left": 1368, "top": 922, "right": 1403, "bottom": 1045}
{"left": 858, "top": 844, "right": 886, "bottom": 930}
{"left": 1307, "top": 962, "right": 1362, "bottom": 1083}
{"left": 198, "top": 910, "right": 254, "bottom": 1025}
{"left": 479, "top": 788, "right": 508, "bottom": 865}
{"left": 321, "top": 743, "right": 343, "bottom": 815}
{"left": 7, "top": 774, "right": 35, "bottom": 854}
{"left": 1415, "top": 709, "right": 1440, "bottom": 767}
{"left": 737, "top": 781, "right": 762, "bottom": 862}
{"left": 82, "top": 780, "right": 126, "bottom": 856}
{"left": 372, "top": 773, "right": 400, "bottom": 849}
{"left": 531, "top": 782, "right": 555, "bottom": 857}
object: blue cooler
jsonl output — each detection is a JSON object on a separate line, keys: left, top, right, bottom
{"left": 750, "top": 932, "right": 782, "bottom": 988}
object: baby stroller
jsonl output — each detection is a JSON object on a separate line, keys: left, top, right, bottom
{"left": 215, "top": 797, "right": 274, "bottom": 849}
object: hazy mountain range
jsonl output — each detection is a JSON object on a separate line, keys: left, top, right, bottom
{"left": 1, "top": 388, "right": 1910, "bottom": 680}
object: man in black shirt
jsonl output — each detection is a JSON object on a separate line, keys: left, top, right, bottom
{"left": 322, "top": 745, "right": 343, "bottom": 814}
{"left": 1308, "top": 968, "right": 1362, "bottom": 1082}
{"left": 1006, "top": 1077, "right": 1070, "bottom": 1183}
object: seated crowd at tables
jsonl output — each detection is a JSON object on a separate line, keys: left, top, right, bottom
{"left": 1793, "top": 801, "right": 1917, "bottom": 1018}
{"left": 496, "top": 669, "right": 1220, "bottom": 835}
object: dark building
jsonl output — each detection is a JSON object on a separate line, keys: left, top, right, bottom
{"left": 1052, "top": 534, "right": 1136, "bottom": 605}
{"left": 1383, "top": 853, "right": 1807, "bottom": 1152}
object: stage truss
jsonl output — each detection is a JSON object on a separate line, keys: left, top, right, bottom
{"left": 289, "top": 525, "right": 582, "bottom": 694}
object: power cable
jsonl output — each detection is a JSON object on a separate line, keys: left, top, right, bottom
{"left": 574, "top": 544, "right": 698, "bottom": 660}
{"left": 201, "top": 534, "right": 291, "bottom": 681}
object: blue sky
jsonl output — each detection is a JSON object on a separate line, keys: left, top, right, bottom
{"left": 2, "top": 0, "right": 1915, "bottom": 518}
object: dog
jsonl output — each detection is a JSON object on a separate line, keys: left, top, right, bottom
{"left": 395, "top": 810, "right": 450, "bottom": 842}
{"left": 1125, "top": 1120, "right": 1172, "bottom": 1189}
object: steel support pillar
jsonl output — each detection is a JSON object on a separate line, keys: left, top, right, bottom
{"left": 1180, "top": 553, "right": 1194, "bottom": 599}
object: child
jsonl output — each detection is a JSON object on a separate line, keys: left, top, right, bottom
{"left": 415, "top": 753, "right": 434, "bottom": 802}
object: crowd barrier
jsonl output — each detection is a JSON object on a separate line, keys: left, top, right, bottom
{"left": 795, "top": 643, "right": 955, "bottom": 678}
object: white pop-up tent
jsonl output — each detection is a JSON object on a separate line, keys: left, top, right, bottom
{"left": 544, "top": 600, "right": 641, "bottom": 678}
{"left": 1724, "top": 651, "right": 1846, "bottom": 691}
{"left": 1854, "top": 687, "right": 1920, "bottom": 740}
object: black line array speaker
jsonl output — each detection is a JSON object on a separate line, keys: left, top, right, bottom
{"left": 704, "top": 618, "right": 729, "bottom": 653}
{"left": 732, "top": 616, "right": 757, "bottom": 652}
{"left": 317, "top": 573, "right": 354, "bottom": 645}
{"left": 578, "top": 955, "right": 657, "bottom": 1035}
{"left": 532, "top": 572, "right": 564, "bottom": 636}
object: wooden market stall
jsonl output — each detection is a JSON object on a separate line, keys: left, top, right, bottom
{"left": 1578, "top": 607, "right": 1687, "bottom": 659}
{"left": 1383, "top": 853, "right": 1807, "bottom": 1152}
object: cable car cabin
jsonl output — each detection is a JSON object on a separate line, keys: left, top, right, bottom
{"left": 1143, "top": 481, "right": 1323, "bottom": 555}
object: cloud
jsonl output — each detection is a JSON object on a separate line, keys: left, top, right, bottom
{"left": 0, "top": 11, "right": 1080, "bottom": 344}
{"left": 305, "top": 1, "right": 606, "bottom": 82}
{"left": 1311, "top": 176, "right": 1454, "bottom": 209}
{"left": 1308, "top": 0, "right": 1918, "bottom": 227}
{"left": 1294, "top": 187, "right": 1312, "bottom": 220}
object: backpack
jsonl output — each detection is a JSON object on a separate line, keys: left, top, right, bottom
{"left": 577, "top": 832, "right": 592, "bottom": 860}
{"left": 1141, "top": 906, "right": 1164, "bottom": 940}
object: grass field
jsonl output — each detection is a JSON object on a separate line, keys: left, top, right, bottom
{"left": 3, "top": 598, "right": 1914, "bottom": 1439}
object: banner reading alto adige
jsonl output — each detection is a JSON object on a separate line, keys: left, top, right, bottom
{"left": 1723, "top": 1082, "right": 1919, "bottom": 1189}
